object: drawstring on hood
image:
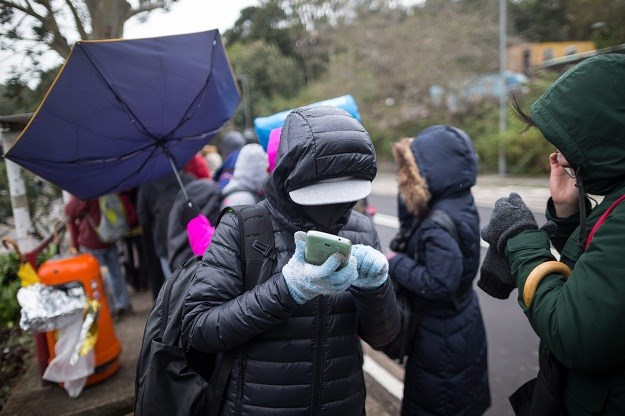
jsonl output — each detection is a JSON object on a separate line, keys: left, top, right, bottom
{"left": 575, "top": 166, "right": 588, "bottom": 253}
{"left": 530, "top": 55, "right": 625, "bottom": 253}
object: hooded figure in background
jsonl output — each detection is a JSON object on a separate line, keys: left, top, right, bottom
{"left": 388, "top": 125, "right": 490, "bottom": 415}
{"left": 167, "top": 179, "right": 223, "bottom": 270}
{"left": 480, "top": 54, "right": 625, "bottom": 415}
{"left": 137, "top": 171, "right": 193, "bottom": 295}
{"left": 220, "top": 143, "right": 268, "bottom": 209}
{"left": 182, "top": 106, "right": 400, "bottom": 416}
{"left": 214, "top": 130, "right": 246, "bottom": 189}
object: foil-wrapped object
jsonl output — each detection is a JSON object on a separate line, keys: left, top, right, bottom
{"left": 17, "top": 283, "right": 87, "bottom": 333}
{"left": 71, "top": 299, "right": 100, "bottom": 365}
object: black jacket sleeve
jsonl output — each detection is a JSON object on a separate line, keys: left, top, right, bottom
{"left": 181, "top": 212, "right": 299, "bottom": 353}
{"left": 350, "top": 279, "right": 400, "bottom": 348}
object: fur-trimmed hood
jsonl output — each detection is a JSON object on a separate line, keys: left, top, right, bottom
{"left": 392, "top": 125, "right": 477, "bottom": 216}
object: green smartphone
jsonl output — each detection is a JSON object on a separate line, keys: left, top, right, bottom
{"left": 305, "top": 230, "right": 352, "bottom": 270}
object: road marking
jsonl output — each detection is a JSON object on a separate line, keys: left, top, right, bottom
{"left": 363, "top": 355, "right": 404, "bottom": 400}
{"left": 373, "top": 213, "right": 399, "bottom": 229}
{"left": 373, "top": 213, "right": 559, "bottom": 256}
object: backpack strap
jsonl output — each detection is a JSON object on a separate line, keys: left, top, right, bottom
{"left": 584, "top": 194, "right": 625, "bottom": 251}
{"left": 428, "top": 209, "right": 459, "bottom": 244}
{"left": 159, "top": 256, "right": 199, "bottom": 342}
{"left": 207, "top": 204, "right": 276, "bottom": 416}
{"left": 218, "top": 204, "right": 277, "bottom": 290}
{"left": 427, "top": 209, "right": 462, "bottom": 311}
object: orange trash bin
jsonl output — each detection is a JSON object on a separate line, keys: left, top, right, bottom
{"left": 37, "top": 252, "right": 122, "bottom": 386}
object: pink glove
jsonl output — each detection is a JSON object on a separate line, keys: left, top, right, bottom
{"left": 186, "top": 214, "right": 215, "bottom": 256}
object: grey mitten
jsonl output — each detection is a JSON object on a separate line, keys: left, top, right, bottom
{"left": 481, "top": 192, "right": 538, "bottom": 253}
{"left": 478, "top": 219, "right": 557, "bottom": 300}
{"left": 478, "top": 246, "right": 515, "bottom": 299}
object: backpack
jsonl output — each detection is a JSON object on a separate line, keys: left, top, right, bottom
{"left": 87, "top": 194, "right": 130, "bottom": 243}
{"left": 378, "top": 209, "right": 459, "bottom": 364}
{"left": 135, "top": 204, "right": 276, "bottom": 416}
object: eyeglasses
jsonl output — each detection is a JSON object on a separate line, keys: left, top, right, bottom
{"left": 556, "top": 153, "right": 576, "bottom": 179}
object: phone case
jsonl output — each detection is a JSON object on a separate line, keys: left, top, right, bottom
{"left": 305, "top": 230, "right": 352, "bottom": 269}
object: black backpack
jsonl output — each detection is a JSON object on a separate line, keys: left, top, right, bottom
{"left": 378, "top": 209, "right": 459, "bottom": 364}
{"left": 135, "top": 205, "right": 276, "bottom": 416}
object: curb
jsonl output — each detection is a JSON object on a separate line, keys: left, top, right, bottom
{"left": 372, "top": 173, "right": 551, "bottom": 212}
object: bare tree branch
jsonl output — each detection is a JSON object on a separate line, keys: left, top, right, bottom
{"left": 36, "top": 0, "right": 71, "bottom": 57}
{"left": 0, "top": 0, "right": 45, "bottom": 21}
{"left": 127, "top": 0, "right": 167, "bottom": 19}
{"left": 64, "top": 0, "right": 89, "bottom": 40}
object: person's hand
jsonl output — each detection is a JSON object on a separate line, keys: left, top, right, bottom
{"left": 549, "top": 152, "right": 579, "bottom": 218}
{"left": 282, "top": 231, "right": 358, "bottom": 305}
{"left": 351, "top": 244, "right": 388, "bottom": 290}
{"left": 481, "top": 193, "right": 538, "bottom": 253}
{"left": 68, "top": 246, "right": 79, "bottom": 255}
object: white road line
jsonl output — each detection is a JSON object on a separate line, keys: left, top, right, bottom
{"left": 372, "top": 213, "right": 399, "bottom": 229}
{"left": 373, "top": 213, "right": 559, "bottom": 256}
{"left": 363, "top": 355, "right": 404, "bottom": 400}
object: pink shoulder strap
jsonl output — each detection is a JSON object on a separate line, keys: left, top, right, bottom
{"left": 584, "top": 194, "right": 625, "bottom": 250}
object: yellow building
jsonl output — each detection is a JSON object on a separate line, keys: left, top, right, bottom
{"left": 507, "top": 41, "right": 596, "bottom": 74}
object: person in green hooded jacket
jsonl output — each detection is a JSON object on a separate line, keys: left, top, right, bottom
{"left": 479, "top": 54, "right": 625, "bottom": 415}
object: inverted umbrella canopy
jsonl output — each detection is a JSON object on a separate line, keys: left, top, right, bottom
{"left": 5, "top": 29, "right": 240, "bottom": 200}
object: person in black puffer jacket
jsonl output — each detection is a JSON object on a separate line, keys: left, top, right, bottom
{"left": 387, "top": 126, "right": 491, "bottom": 416}
{"left": 182, "top": 106, "right": 400, "bottom": 416}
{"left": 167, "top": 178, "right": 223, "bottom": 270}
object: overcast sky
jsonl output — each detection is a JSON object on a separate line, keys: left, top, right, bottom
{"left": 0, "top": 0, "right": 258, "bottom": 85}
{"left": 1, "top": 0, "right": 421, "bottom": 85}
{"left": 124, "top": 0, "right": 259, "bottom": 39}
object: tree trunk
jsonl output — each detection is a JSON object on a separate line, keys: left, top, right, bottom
{"left": 87, "top": 0, "right": 132, "bottom": 39}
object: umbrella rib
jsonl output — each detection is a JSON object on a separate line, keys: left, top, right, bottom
{"left": 78, "top": 43, "right": 158, "bottom": 142}
{"left": 88, "top": 142, "right": 164, "bottom": 197}
{"left": 161, "top": 30, "right": 218, "bottom": 140}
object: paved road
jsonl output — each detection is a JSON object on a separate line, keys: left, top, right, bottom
{"left": 363, "top": 179, "right": 549, "bottom": 415}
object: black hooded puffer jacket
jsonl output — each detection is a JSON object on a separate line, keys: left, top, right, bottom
{"left": 182, "top": 106, "right": 400, "bottom": 416}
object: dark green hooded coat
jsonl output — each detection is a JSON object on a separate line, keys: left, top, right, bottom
{"left": 506, "top": 54, "right": 625, "bottom": 415}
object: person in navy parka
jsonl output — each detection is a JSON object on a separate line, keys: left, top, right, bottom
{"left": 387, "top": 125, "right": 491, "bottom": 415}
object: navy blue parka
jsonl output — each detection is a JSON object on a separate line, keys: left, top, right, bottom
{"left": 388, "top": 125, "right": 490, "bottom": 416}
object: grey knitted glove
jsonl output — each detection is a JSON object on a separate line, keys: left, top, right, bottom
{"left": 351, "top": 244, "right": 389, "bottom": 290}
{"left": 481, "top": 192, "right": 538, "bottom": 253}
{"left": 478, "top": 246, "right": 515, "bottom": 299}
{"left": 283, "top": 231, "right": 358, "bottom": 305}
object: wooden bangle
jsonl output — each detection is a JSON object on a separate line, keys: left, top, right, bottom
{"left": 523, "top": 261, "right": 572, "bottom": 307}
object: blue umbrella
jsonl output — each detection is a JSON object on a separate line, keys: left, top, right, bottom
{"left": 5, "top": 29, "right": 240, "bottom": 201}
